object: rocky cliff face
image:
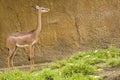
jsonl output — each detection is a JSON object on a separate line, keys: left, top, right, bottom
{"left": 0, "top": 0, "right": 119, "bottom": 68}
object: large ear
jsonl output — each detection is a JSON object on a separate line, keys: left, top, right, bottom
{"left": 35, "top": 5, "right": 40, "bottom": 9}
{"left": 32, "top": 5, "right": 40, "bottom": 10}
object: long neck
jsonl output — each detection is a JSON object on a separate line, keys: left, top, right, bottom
{"left": 35, "top": 11, "right": 42, "bottom": 36}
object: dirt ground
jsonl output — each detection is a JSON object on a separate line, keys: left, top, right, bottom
{"left": 98, "top": 67, "right": 120, "bottom": 80}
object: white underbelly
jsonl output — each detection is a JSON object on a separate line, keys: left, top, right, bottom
{"left": 16, "top": 44, "right": 29, "bottom": 47}
{"left": 16, "top": 40, "right": 36, "bottom": 47}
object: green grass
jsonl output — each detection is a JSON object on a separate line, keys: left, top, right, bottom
{"left": 0, "top": 46, "right": 120, "bottom": 80}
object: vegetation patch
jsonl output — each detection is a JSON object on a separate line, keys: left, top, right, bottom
{"left": 0, "top": 46, "right": 120, "bottom": 80}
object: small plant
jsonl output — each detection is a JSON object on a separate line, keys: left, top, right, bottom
{"left": 106, "top": 58, "right": 120, "bottom": 67}
{"left": 0, "top": 69, "right": 35, "bottom": 80}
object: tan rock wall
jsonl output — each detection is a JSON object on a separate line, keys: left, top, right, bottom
{"left": 0, "top": 0, "right": 119, "bottom": 68}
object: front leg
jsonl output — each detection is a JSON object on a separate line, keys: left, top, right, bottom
{"left": 29, "top": 45, "right": 34, "bottom": 69}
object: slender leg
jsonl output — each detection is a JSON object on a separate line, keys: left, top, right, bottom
{"left": 8, "top": 50, "right": 12, "bottom": 68}
{"left": 31, "top": 46, "right": 34, "bottom": 65}
{"left": 11, "top": 46, "right": 17, "bottom": 68}
{"left": 30, "top": 45, "right": 34, "bottom": 69}
{"left": 7, "top": 47, "right": 15, "bottom": 68}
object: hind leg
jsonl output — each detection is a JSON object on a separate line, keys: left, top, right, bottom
{"left": 6, "top": 38, "right": 17, "bottom": 68}
{"left": 11, "top": 46, "right": 17, "bottom": 68}
{"left": 7, "top": 46, "right": 16, "bottom": 68}
{"left": 8, "top": 48, "right": 14, "bottom": 68}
